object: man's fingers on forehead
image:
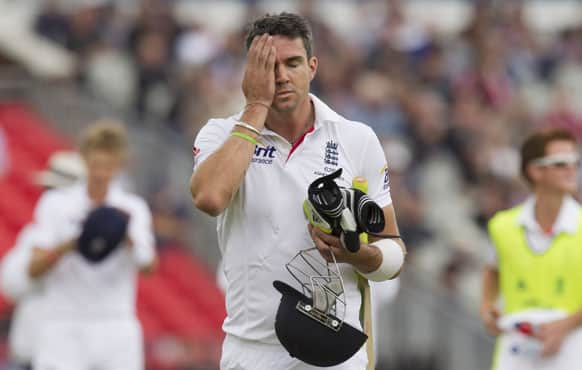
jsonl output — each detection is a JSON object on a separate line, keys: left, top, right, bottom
{"left": 253, "top": 35, "right": 268, "bottom": 60}
{"left": 262, "top": 35, "right": 273, "bottom": 53}
{"left": 267, "top": 46, "right": 276, "bottom": 67}
{"left": 260, "top": 36, "right": 271, "bottom": 54}
{"left": 250, "top": 34, "right": 265, "bottom": 51}
{"left": 253, "top": 33, "right": 268, "bottom": 44}
{"left": 250, "top": 38, "right": 266, "bottom": 61}
{"left": 250, "top": 35, "right": 260, "bottom": 48}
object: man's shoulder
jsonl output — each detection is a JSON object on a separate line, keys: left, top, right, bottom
{"left": 312, "top": 97, "right": 376, "bottom": 139}
{"left": 323, "top": 116, "right": 376, "bottom": 143}
{"left": 111, "top": 188, "right": 150, "bottom": 214}
{"left": 488, "top": 205, "right": 524, "bottom": 231}
{"left": 194, "top": 115, "right": 240, "bottom": 144}
{"left": 202, "top": 114, "right": 240, "bottom": 130}
{"left": 38, "top": 183, "right": 81, "bottom": 203}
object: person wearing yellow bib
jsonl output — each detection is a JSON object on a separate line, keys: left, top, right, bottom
{"left": 480, "top": 128, "right": 582, "bottom": 370}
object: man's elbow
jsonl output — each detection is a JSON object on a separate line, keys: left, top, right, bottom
{"left": 192, "top": 190, "right": 227, "bottom": 217}
{"left": 189, "top": 173, "right": 230, "bottom": 216}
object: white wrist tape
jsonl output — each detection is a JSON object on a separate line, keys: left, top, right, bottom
{"left": 359, "top": 239, "right": 405, "bottom": 281}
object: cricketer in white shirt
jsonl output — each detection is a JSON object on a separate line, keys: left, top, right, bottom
{"left": 194, "top": 94, "right": 393, "bottom": 369}
{"left": 30, "top": 182, "right": 156, "bottom": 370}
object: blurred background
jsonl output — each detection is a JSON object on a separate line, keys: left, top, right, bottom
{"left": 0, "top": 0, "right": 581, "bottom": 369}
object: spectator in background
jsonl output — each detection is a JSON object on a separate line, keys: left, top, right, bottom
{"left": 176, "top": 21, "right": 221, "bottom": 68}
{"left": 127, "top": 0, "right": 182, "bottom": 58}
{"left": 26, "top": 121, "right": 156, "bottom": 370}
{"left": 148, "top": 183, "right": 190, "bottom": 247}
{"left": 0, "top": 151, "right": 85, "bottom": 370}
{"left": 133, "top": 29, "right": 179, "bottom": 124}
{"left": 345, "top": 71, "right": 407, "bottom": 138}
{"left": 34, "top": 0, "right": 70, "bottom": 47}
{"left": 481, "top": 128, "right": 582, "bottom": 370}
{"left": 34, "top": 0, "right": 113, "bottom": 86}
{"left": 33, "top": 151, "right": 86, "bottom": 189}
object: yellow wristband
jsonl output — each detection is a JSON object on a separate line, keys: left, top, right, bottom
{"left": 231, "top": 131, "right": 258, "bottom": 145}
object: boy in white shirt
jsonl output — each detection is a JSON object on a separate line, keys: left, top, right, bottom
{"left": 28, "top": 121, "right": 157, "bottom": 370}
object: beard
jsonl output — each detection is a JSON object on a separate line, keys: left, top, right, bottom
{"left": 272, "top": 92, "right": 302, "bottom": 113}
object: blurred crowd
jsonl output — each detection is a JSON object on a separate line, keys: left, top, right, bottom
{"left": 23, "top": 0, "right": 582, "bottom": 367}
{"left": 32, "top": 0, "right": 582, "bottom": 302}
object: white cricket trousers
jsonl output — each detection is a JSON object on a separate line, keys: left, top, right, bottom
{"left": 33, "top": 317, "right": 144, "bottom": 370}
{"left": 220, "top": 334, "right": 368, "bottom": 370}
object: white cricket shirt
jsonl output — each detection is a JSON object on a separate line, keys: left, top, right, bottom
{"left": 0, "top": 225, "right": 46, "bottom": 362}
{"left": 33, "top": 182, "right": 155, "bottom": 319}
{"left": 193, "top": 94, "right": 392, "bottom": 343}
{"left": 1, "top": 225, "right": 39, "bottom": 301}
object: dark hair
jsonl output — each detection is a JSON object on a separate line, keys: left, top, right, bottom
{"left": 520, "top": 128, "right": 576, "bottom": 184}
{"left": 245, "top": 12, "right": 314, "bottom": 58}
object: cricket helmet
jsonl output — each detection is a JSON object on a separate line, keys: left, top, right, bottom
{"left": 273, "top": 249, "right": 367, "bottom": 366}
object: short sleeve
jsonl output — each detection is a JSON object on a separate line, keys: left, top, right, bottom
{"left": 127, "top": 198, "right": 156, "bottom": 267}
{"left": 485, "top": 241, "right": 499, "bottom": 268}
{"left": 0, "top": 225, "right": 40, "bottom": 300}
{"left": 486, "top": 216, "right": 502, "bottom": 269}
{"left": 192, "top": 118, "right": 232, "bottom": 171}
{"left": 33, "top": 191, "right": 59, "bottom": 225}
{"left": 30, "top": 191, "right": 63, "bottom": 249}
{"left": 359, "top": 128, "right": 392, "bottom": 208}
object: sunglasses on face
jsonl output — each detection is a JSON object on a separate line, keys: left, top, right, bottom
{"left": 533, "top": 153, "right": 581, "bottom": 168}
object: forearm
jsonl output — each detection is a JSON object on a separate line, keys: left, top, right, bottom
{"left": 191, "top": 106, "right": 267, "bottom": 216}
{"left": 355, "top": 204, "right": 406, "bottom": 277}
{"left": 566, "top": 310, "right": 582, "bottom": 330}
{"left": 28, "top": 241, "right": 74, "bottom": 279}
{"left": 352, "top": 243, "right": 383, "bottom": 273}
{"left": 1, "top": 253, "right": 33, "bottom": 300}
{"left": 481, "top": 265, "right": 499, "bottom": 308}
{"left": 191, "top": 138, "right": 255, "bottom": 215}
{"left": 369, "top": 233, "right": 406, "bottom": 266}
{"left": 362, "top": 205, "right": 406, "bottom": 277}
{"left": 356, "top": 239, "right": 406, "bottom": 280}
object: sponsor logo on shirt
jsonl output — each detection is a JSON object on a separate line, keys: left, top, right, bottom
{"left": 380, "top": 163, "right": 389, "bottom": 190}
{"left": 324, "top": 140, "right": 339, "bottom": 167}
{"left": 252, "top": 145, "right": 277, "bottom": 164}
